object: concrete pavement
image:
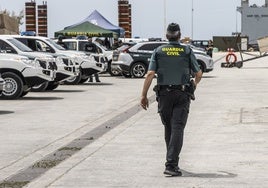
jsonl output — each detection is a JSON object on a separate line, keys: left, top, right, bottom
{"left": 0, "top": 52, "right": 268, "bottom": 187}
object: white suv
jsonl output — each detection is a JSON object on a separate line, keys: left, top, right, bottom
{"left": 15, "top": 35, "right": 106, "bottom": 84}
{"left": 0, "top": 53, "right": 55, "bottom": 99}
{"left": 0, "top": 35, "right": 75, "bottom": 90}
{"left": 62, "top": 39, "right": 117, "bottom": 76}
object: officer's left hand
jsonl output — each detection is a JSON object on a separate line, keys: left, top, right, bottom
{"left": 140, "top": 96, "right": 149, "bottom": 110}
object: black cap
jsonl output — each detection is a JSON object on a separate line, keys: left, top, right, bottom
{"left": 167, "top": 23, "right": 180, "bottom": 33}
{"left": 166, "top": 23, "right": 180, "bottom": 40}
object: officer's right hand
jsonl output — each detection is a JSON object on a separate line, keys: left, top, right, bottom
{"left": 140, "top": 96, "right": 149, "bottom": 110}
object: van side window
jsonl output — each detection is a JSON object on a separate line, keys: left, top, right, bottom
{"left": 0, "top": 40, "right": 17, "bottom": 54}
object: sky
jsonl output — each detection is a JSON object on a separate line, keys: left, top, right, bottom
{"left": 0, "top": 0, "right": 266, "bottom": 40}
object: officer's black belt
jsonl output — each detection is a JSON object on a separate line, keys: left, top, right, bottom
{"left": 159, "top": 85, "right": 185, "bottom": 91}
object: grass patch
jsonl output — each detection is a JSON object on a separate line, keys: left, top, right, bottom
{"left": 32, "top": 159, "right": 62, "bottom": 169}
{"left": 58, "top": 147, "right": 82, "bottom": 151}
{"left": 0, "top": 181, "right": 29, "bottom": 188}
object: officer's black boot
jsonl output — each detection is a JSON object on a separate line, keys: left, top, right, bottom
{"left": 95, "top": 74, "right": 101, "bottom": 82}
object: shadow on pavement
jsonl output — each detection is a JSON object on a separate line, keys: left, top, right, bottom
{"left": 242, "top": 67, "right": 268, "bottom": 69}
{"left": 20, "top": 97, "right": 64, "bottom": 101}
{"left": 50, "top": 89, "right": 86, "bottom": 93}
{"left": 0, "top": 111, "right": 14, "bottom": 115}
{"left": 202, "top": 76, "right": 217, "bottom": 78}
{"left": 81, "top": 83, "right": 113, "bottom": 86}
{"left": 181, "top": 170, "right": 237, "bottom": 178}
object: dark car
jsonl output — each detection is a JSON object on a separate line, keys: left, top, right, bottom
{"left": 191, "top": 40, "right": 209, "bottom": 51}
{"left": 112, "top": 41, "right": 166, "bottom": 78}
{"left": 111, "top": 41, "right": 214, "bottom": 78}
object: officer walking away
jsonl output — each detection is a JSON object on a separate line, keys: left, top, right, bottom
{"left": 140, "top": 23, "right": 202, "bottom": 176}
{"left": 206, "top": 39, "right": 213, "bottom": 57}
{"left": 85, "top": 37, "right": 101, "bottom": 82}
{"left": 57, "top": 35, "right": 67, "bottom": 49}
{"left": 104, "top": 37, "right": 111, "bottom": 49}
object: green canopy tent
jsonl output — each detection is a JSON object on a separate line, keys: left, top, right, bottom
{"left": 54, "top": 22, "right": 116, "bottom": 38}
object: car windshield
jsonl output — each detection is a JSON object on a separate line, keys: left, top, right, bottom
{"left": 116, "top": 44, "right": 134, "bottom": 51}
{"left": 95, "top": 42, "right": 108, "bottom": 51}
{"left": 46, "top": 38, "right": 66, "bottom": 50}
{"left": 7, "top": 38, "right": 33, "bottom": 52}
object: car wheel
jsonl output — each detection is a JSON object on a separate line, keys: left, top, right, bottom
{"left": 64, "top": 74, "right": 82, "bottom": 85}
{"left": 46, "top": 81, "right": 60, "bottom": 91}
{"left": 131, "top": 62, "right": 147, "bottom": 78}
{"left": 31, "top": 82, "right": 49, "bottom": 92}
{"left": 0, "top": 72, "right": 23, "bottom": 99}
{"left": 109, "top": 68, "right": 121, "bottom": 76}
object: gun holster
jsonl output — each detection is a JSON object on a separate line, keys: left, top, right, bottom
{"left": 153, "top": 85, "right": 160, "bottom": 102}
{"left": 186, "top": 80, "right": 196, "bottom": 100}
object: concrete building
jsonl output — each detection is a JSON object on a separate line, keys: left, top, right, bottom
{"left": 37, "top": 1, "right": 48, "bottom": 37}
{"left": 25, "top": 0, "right": 48, "bottom": 36}
{"left": 25, "top": 0, "right": 36, "bottom": 32}
{"left": 237, "top": 0, "right": 268, "bottom": 43}
{"left": 118, "top": 0, "right": 132, "bottom": 38}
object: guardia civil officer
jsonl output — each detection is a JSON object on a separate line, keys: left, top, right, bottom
{"left": 140, "top": 23, "right": 202, "bottom": 176}
{"left": 57, "top": 35, "right": 67, "bottom": 49}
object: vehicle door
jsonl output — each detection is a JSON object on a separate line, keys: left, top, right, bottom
{"left": 131, "top": 43, "right": 165, "bottom": 65}
{"left": 0, "top": 40, "right": 18, "bottom": 54}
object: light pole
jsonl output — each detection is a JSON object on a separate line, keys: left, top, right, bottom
{"left": 236, "top": 9, "right": 238, "bottom": 34}
{"left": 164, "top": 0, "right": 167, "bottom": 39}
{"left": 191, "top": 0, "right": 194, "bottom": 40}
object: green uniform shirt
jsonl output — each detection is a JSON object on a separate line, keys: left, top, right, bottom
{"left": 148, "top": 41, "right": 200, "bottom": 85}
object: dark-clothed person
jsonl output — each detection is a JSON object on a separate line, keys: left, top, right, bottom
{"left": 206, "top": 40, "right": 213, "bottom": 57}
{"left": 85, "top": 38, "right": 101, "bottom": 82}
{"left": 104, "top": 37, "right": 111, "bottom": 49}
{"left": 140, "top": 23, "right": 202, "bottom": 176}
{"left": 57, "top": 35, "right": 67, "bottom": 49}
